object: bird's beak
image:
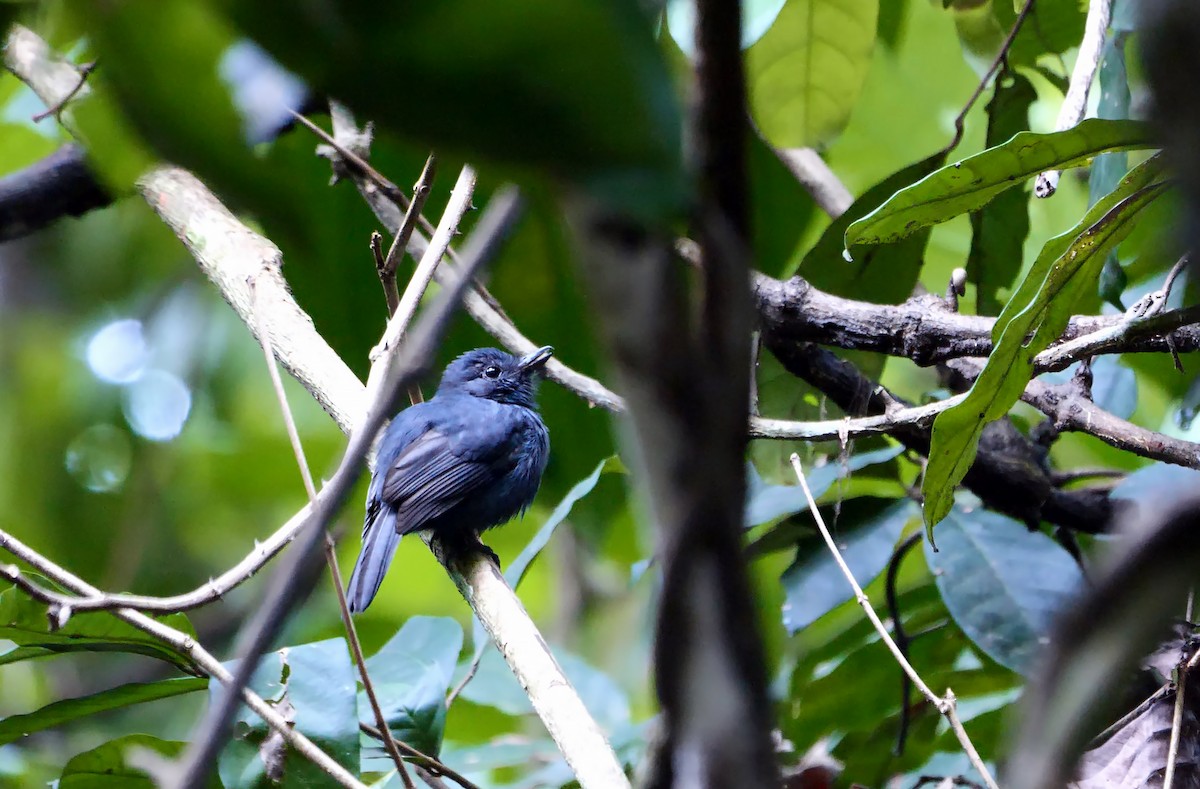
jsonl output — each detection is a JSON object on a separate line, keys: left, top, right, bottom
{"left": 517, "top": 345, "right": 554, "bottom": 373}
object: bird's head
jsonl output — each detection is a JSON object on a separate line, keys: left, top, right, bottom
{"left": 436, "top": 346, "right": 554, "bottom": 407}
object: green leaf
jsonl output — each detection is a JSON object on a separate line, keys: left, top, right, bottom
{"left": 0, "top": 677, "right": 206, "bottom": 745}
{"left": 363, "top": 616, "right": 463, "bottom": 758}
{"left": 217, "top": 638, "right": 359, "bottom": 788}
{"left": 780, "top": 498, "right": 915, "bottom": 632}
{"left": 0, "top": 583, "right": 200, "bottom": 674}
{"left": 59, "top": 734, "right": 213, "bottom": 789}
{"left": 798, "top": 150, "right": 949, "bottom": 301}
{"left": 966, "top": 69, "right": 1035, "bottom": 315}
{"left": 924, "top": 507, "right": 1084, "bottom": 675}
{"left": 922, "top": 156, "right": 1169, "bottom": 532}
{"left": 845, "top": 119, "right": 1156, "bottom": 249}
{"left": 747, "top": 0, "right": 879, "bottom": 148}
{"left": 215, "top": 0, "right": 685, "bottom": 217}
{"left": 745, "top": 445, "right": 903, "bottom": 527}
{"left": 749, "top": 130, "right": 817, "bottom": 277}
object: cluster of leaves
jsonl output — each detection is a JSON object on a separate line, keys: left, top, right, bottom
{"left": 0, "top": 0, "right": 1195, "bottom": 786}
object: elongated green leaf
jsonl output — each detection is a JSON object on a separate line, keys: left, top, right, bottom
{"left": 845, "top": 119, "right": 1155, "bottom": 248}
{"left": 923, "top": 508, "right": 1083, "bottom": 675}
{"left": 0, "top": 583, "right": 199, "bottom": 674}
{"left": 0, "top": 677, "right": 206, "bottom": 745}
{"left": 966, "top": 69, "right": 1035, "bottom": 315}
{"left": 922, "top": 156, "right": 1169, "bottom": 532}
{"left": 218, "top": 638, "right": 359, "bottom": 788}
{"left": 60, "top": 734, "right": 206, "bottom": 789}
{"left": 746, "top": 0, "right": 879, "bottom": 148}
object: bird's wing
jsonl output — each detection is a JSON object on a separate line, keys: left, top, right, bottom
{"left": 379, "top": 426, "right": 511, "bottom": 535}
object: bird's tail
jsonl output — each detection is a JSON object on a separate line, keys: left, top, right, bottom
{"left": 347, "top": 509, "right": 400, "bottom": 613}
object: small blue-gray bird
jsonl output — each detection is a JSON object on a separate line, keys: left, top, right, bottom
{"left": 347, "top": 346, "right": 553, "bottom": 613}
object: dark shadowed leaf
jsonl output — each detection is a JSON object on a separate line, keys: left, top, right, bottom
{"left": 0, "top": 583, "right": 199, "bottom": 674}
{"left": 363, "top": 616, "right": 463, "bottom": 758}
{"left": 800, "top": 151, "right": 949, "bottom": 301}
{"left": 966, "top": 68, "right": 1035, "bottom": 316}
{"left": 0, "top": 677, "right": 207, "bottom": 746}
{"left": 780, "top": 498, "right": 916, "bottom": 633}
{"left": 215, "top": 0, "right": 685, "bottom": 217}
{"left": 846, "top": 120, "right": 1155, "bottom": 248}
{"left": 924, "top": 507, "right": 1083, "bottom": 675}
{"left": 922, "top": 155, "right": 1168, "bottom": 530}
{"left": 217, "top": 638, "right": 359, "bottom": 788}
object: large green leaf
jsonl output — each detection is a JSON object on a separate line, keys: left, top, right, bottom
{"left": 0, "top": 583, "right": 200, "bottom": 674}
{"left": 59, "top": 734, "right": 212, "bottom": 789}
{"left": 845, "top": 119, "right": 1155, "bottom": 248}
{"left": 213, "top": 0, "right": 684, "bottom": 216}
{"left": 924, "top": 508, "right": 1084, "bottom": 675}
{"left": 780, "top": 498, "right": 915, "bottom": 632}
{"left": 363, "top": 616, "right": 463, "bottom": 758}
{"left": 0, "top": 677, "right": 206, "bottom": 745}
{"left": 746, "top": 0, "right": 879, "bottom": 148}
{"left": 922, "top": 156, "right": 1169, "bottom": 531}
{"left": 966, "top": 69, "right": 1035, "bottom": 316}
{"left": 217, "top": 638, "right": 359, "bottom": 788}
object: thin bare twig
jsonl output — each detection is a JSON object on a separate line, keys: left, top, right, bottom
{"left": 1036, "top": 0, "right": 1113, "bottom": 197}
{"left": 789, "top": 455, "right": 1000, "bottom": 789}
{"left": 253, "top": 281, "right": 416, "bottom": 789}
{"left": 1164, "top": 590, "right": 1195, "bottom": 789}
{"left": 360, "top": 723, "right": 483, "bottom": 789}
{"left": 947, "top": 0, "right": 1036, "bottom": 152}
{"left": 383, "top": 155, "right": 438, "bottom": 284}
{"left": 31, "top": 60, "right": 94, "bottom": 122}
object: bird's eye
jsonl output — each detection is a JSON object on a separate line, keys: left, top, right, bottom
{"left": 483, "top": 365, "right": 501, "bottom": 379}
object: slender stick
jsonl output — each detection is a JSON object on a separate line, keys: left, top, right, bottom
{"left": 360, "top": 723, "right": 482, "bottom": 789}
{"left": 253, "top": 283, "right": 416, "bottom": 789}
{"left": 1035, "top": 0, "right": 1112, "bottom": 197}
{"left": 1164, "top": 589, "right": 1195, "bottom": 789}
{"left": 789, "top": 454, "right": 1000, "bottom": 789}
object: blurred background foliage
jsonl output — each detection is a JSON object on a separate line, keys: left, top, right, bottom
{"left": 0, "top": 0, "right": 1189, "bottom": 786}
